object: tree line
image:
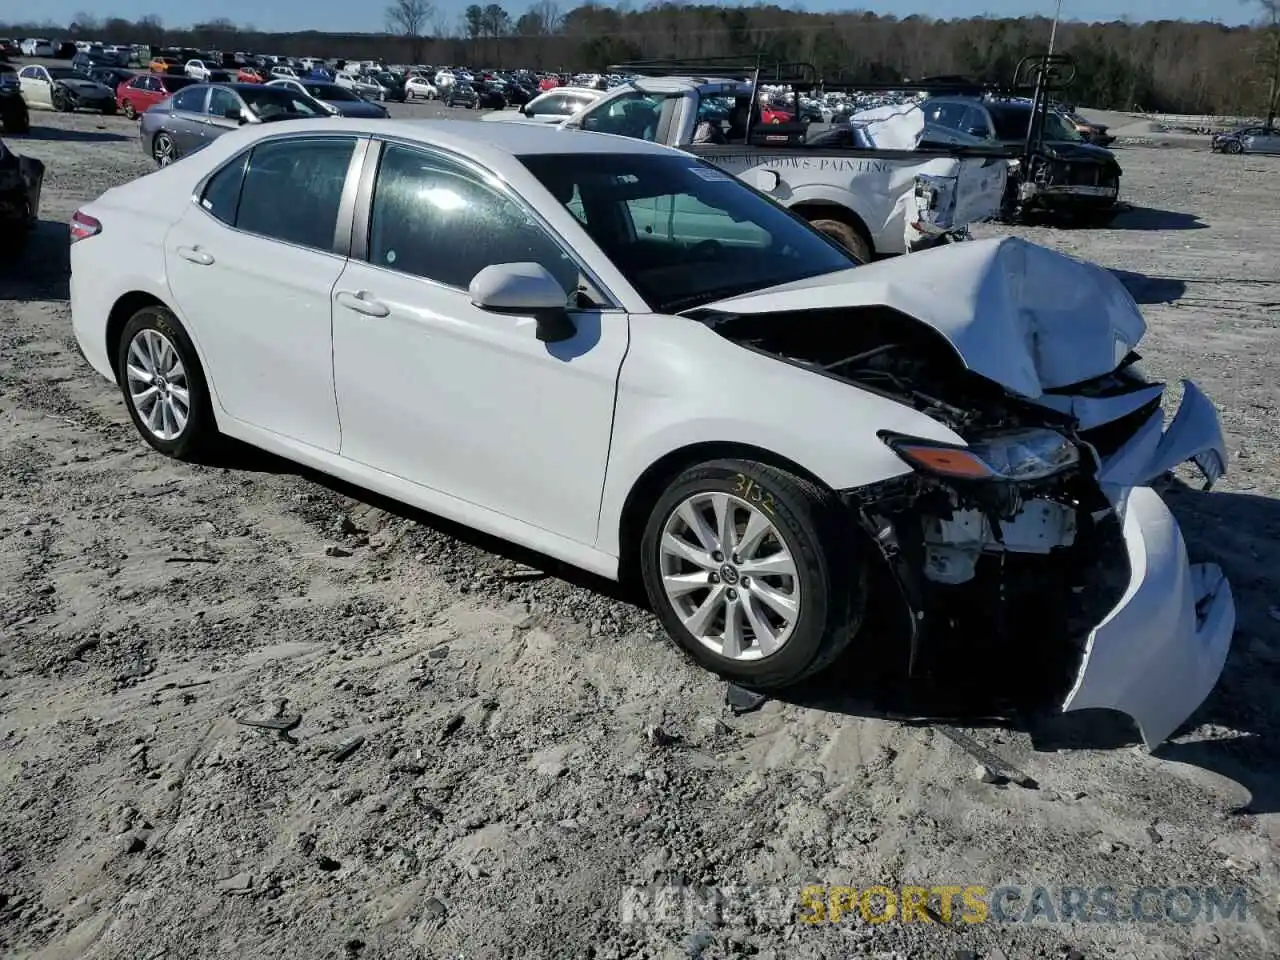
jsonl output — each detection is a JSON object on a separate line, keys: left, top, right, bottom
{"left": 4, "top": 3, "right": 1278, "bottom": 117}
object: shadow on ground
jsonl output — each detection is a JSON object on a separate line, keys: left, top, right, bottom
{"left": 1110, "top": 267, "right": 1187, "bottom": 304}
{"left": 0, "top": 220, "right": 70, "bottom": 301}
{"left": 1108, "top": 206, "right": 1207, "bottom": 231}
{"left": 12, "top": 125, "right": 130, "bottom": 143}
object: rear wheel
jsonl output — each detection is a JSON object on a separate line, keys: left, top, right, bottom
{"left": 639, "top": 458, "right": 865, "bottom": 689}
{"left": 809, "top": 217, "right": 871, "bottom": 264}
{"left": 116, "top": 306, "right": 218, "bottom": 460}
{"left": 123, "top": 100, "right": 137, "bottom": 119}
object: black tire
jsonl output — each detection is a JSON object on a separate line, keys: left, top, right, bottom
{"left": 122, "top": 100, "right": 137, "bottom": 119}
{"left": 51, "top": 88, "right": 72, "bottom": 112}
{"left": 1224, "top": 140, "right": 1243, "bottom": 155}
{"left": 101, "top": 101, "right": 117, "bottom": 116}
{"left": 639, "top": 458, "right": 865, "bottom": 689}
{"left": 116, "top": 306, "right": 218, "bottom": 461}
{"left": 810, "top": 217, "right": 871, "bottom": 264}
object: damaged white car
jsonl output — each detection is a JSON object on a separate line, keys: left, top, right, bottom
{"left": 67, "top": 119, "right": 1232, "bottom": 748}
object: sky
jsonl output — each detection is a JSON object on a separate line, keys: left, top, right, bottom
{"left": 21, "top": 1, "right": 1265, "bottom": 35}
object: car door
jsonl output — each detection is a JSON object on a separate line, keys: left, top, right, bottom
{"left": 164, "top": 134, "right": 366, "bottom": 452}
{"left": 330, "top": 140, "right": 629, "bottom": 546}
{"left": 201, "top": 85, "right": 246, "bottom": 147}
{"left": 18, "top": 66, "right": 52, "bottom": 107}
{"left": 165, "top": 86, "right": 210, "bottom": 153}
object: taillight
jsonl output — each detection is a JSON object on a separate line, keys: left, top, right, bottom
{"left": 69, "top": 210, "right": 102, "bottom": 243}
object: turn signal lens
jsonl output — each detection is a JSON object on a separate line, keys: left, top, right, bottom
{"left": 69, "top": 210, "right": 102, "bottom": 243}
{"left": 881, "top": 428, "right": 1079, "bottom": 482}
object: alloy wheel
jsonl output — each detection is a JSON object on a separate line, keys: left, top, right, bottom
{"left": 153, "top": 133, "right": 174, "bottom": 166}
{"left": 659, "top": 492, "right": 800, "bottom": 661}
{"left": 125, "top": 328, "right": 190, "bottom": 441}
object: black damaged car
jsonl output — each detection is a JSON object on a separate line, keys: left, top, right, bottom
{"left": 922, "top": 96, "right": 1123, "bottom": 225}
{"left": 0, "top": 137, "right": 44, "bottom": 256}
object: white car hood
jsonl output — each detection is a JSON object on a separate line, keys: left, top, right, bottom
{"left": 700, "top": 236, "right": 1145, "bottom": 399}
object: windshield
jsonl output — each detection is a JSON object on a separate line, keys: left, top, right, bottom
{"left": 988, "top": 104, "right": 1083, "bottom": 142}
{"left": 519, "top": 152, "right": 858, "bottom": 314}
{"left": 306, "top": 83, "right": 358, "bottom": 101}
{"left": 238, "top": 86, "right": 327, "bottom": 119}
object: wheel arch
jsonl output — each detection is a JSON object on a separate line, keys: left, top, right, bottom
{"left": 616, "top": 441, "right": 833, "bottom": 590}
{"left": 105, "top": 291, "right": 170, "bottom": 382}
{"left": 788, "top": 200, "right": 875, "bottom": 256}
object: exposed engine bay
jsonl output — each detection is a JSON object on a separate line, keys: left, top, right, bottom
{"left": 692, "top": 304, "right": 1160, "bottom": 685}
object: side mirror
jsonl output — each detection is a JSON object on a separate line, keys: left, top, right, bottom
{"left": 469, "top": 262, "right": 576, "bottom": 343}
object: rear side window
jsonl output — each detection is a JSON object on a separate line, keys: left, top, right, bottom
{"left": 200, "top": 151, "right": 249, "bottom": 224}
{"left": 234, "top": 138, "right": 356, "bottom": 251}
{"left": 171, "top": 87, "right": 205, "bottom": 112}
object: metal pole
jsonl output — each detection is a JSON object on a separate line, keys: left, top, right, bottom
{"left": 1047, "top": 0, "right": 1063, "bottom": 57}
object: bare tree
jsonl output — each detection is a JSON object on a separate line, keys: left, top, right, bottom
{"left": 1248, "top": 0, "right": 1280, "bottom": 126}
{"left": 387, "top": 0, "right": 434, "bottom": 62}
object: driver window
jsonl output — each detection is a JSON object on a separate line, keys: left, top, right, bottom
{"left": 581, "top": 92, "right": 664, "bottom": 140}
{"left": 526, "top": 93, "right": 562, "bottom": 116}
{"left": 367, "top": 144, "right": 580, "bottom": 294}
{"left": 207, "top": 86, "right": 240, "bottom": 117}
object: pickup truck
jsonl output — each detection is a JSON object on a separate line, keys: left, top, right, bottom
{"left": 558, "top": 75, "right": 1009, "bottom": 262}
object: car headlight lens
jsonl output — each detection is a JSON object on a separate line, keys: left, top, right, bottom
{"left": 880, "top": 428, "right": 1079, "bottom": 482}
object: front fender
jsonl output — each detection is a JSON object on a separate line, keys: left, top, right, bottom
{"left": 596, "top": 314, "right": 962, "bottom": 556}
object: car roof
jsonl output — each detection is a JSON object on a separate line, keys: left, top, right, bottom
{"left": 219, "top": 116, "right": 677, "bottom": 160}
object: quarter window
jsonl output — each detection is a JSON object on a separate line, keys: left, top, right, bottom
{"left": 231, "top": 138, "right": 356, "bottom": 251}
{"left": 366, "top": 144, "right": 578, "bottom": 292}
{"left": 199, "top": 152, "right": 249, "bottom": 224}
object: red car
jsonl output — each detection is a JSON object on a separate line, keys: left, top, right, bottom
{"left": 538, "top": 75, "right": 561, "bottom": 91}
{"left": 236, "top": 67, "right": 266, "bottom": 83}
{"left": 116, "top": 73, "right": 198, "bottom": 119}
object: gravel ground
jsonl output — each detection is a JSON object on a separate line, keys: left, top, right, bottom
{"left": 1, "top": 101, "right": 1279, "bottom": 960}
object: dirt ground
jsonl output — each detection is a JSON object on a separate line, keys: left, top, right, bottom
{"left": 1, "top": 101, "right": 1279, "bottom": 960}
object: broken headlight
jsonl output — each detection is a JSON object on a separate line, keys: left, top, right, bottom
{"left": 880, "top": 428, "right": 1079, "bottom": 482}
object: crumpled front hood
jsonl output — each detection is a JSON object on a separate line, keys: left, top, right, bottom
{"left": 1040, "top": 140, "right": 1117, "bottom": 164}
{"left": 698, "top": 236, "right": 1146, "bottom": 399}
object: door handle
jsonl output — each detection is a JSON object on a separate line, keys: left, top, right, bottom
{"left": 335, "top": 290, "right": 390, "bottom": 317}
{"left": 176, "top": 245, "right": 214, "bottom": 265}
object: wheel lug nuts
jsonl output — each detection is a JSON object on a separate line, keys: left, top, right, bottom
{"left": 727, "top": 588, "right": 738, "bottom": 600}
{"left": 740, "top": 576, "right": 750, "bottom": 586}
{"left": 712, "top": 552, "right": 724, "bottom": 562}
{"left": 709, "top": 574, "right": 719, "bottom": 583}
{"left": 732, "top": 555, "right": 741, "bottom": 564}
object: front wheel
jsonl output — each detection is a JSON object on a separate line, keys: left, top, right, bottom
{"left": 123, "top": 100, "right": 137, "bottom": 119}
{"left": 809, "top": 217, "right": 871, "bottom": 264}
{"left": 152, "top": 131, "right": 177, "bottom": 166}
{"left": 116, "top": 306, "right": 218, "bottom": 460}
{"left": 1224, "top": 140, "right": 1243, "bottom": 155}
{"left": 639, "top": 458, "right": 865, "bottom": 689}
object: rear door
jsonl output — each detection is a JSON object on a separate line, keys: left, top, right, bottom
{"left": 166, "top": 85, "right": 210, "bottom": 154}
{"left": 18, "top": 66, "right": 52, "bottom": 107}
{"left": 164, "top": 134, "right": 366, "bottom": 451}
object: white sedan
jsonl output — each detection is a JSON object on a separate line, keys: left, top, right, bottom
{"left": 405, "top": 76, "right": 437, "bottom": 100}
{"left": 68, "top": 118, "right": 1234, "bottom": 748}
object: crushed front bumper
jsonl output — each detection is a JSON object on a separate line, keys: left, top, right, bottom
{"left": 1062, "top": 486, "right": 1234, "bottom": 748}
{"left": 849, "top": 379, "right": 1234, "bottom": 748}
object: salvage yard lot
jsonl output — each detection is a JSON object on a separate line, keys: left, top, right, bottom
{"left": 1, "top": 104, "right": 1279, "bottom": 960}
